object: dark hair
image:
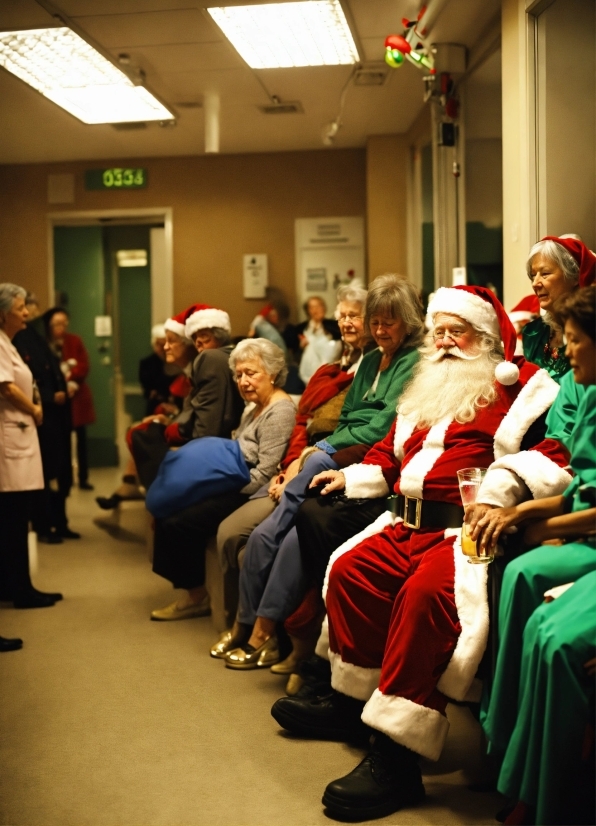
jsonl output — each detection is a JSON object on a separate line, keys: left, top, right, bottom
{"left": 553, "top": 287, "right": 596, "bottom": 342}
{"left": 42, "top": 306, "right": 69, "bottom": 336}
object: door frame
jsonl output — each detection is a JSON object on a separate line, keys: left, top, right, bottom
{"left": 47, "top": 207, "right": 174, "bottom": 465}
{"left": 46, "top": 207, "right": 174, "bottom": 324}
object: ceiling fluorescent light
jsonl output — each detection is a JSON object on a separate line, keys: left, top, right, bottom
{"left": 0, "top": 27, "right": 174, "bottom": 124}
{"left": 207, "top": 1, "right": 359, "bottom": 69}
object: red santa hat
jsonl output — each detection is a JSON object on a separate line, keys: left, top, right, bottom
{"left": 541, "top": 236, "right": 596, "bottom": 287}
{"left": 508, "top": 294, "right": 540, "bottom": 324}
{"left": 185, "top": 304, "right": 231, "bottom": 338}
{"left": 427, "top": 285, "right": 521, "bottom": 386}
{"left": 164, "top": 305, "right": 197, "bottom": 338}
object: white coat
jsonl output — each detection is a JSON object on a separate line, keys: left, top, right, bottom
{"left": 0, "top": 329, "right": 44, "bottom": 492}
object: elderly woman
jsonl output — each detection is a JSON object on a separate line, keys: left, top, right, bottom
{"left": 214, "top": 283, "right": 371, "bottom": 614}
{"left": 150, "top": 338, "right": 296, "bottom": 621}
{"left": 211, "top": 275, "right": 424, "bottom": 669}
{"left": 523, "top": 235, "right": 595, "bottom": 381}
{"left": 292, "top": 296, "right": 343, "bottom": 385}
{"left": 0, "top": 283, "right": 62, "bottom": 612}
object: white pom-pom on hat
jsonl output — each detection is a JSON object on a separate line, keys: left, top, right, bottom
{"left": 494, "top": 361, "right": 520, "bottom": 386}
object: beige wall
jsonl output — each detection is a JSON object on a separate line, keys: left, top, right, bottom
{"left": 0, "top": 149, "right": 366, "bottom": 334}
{"left": 366, "top": 135, "right": 408, "bottom": 279}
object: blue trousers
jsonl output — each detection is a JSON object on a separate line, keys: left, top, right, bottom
{"left": 237, "top": 451, "right": 337, "bottom": 625}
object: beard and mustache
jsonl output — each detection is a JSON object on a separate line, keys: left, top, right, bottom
{"left": 397, "top": 344, "right": 501, "bottom": 429}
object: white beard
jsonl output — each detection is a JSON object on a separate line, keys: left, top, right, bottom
{"left": 398, "top": 347, "right": 500, "bottom": 429}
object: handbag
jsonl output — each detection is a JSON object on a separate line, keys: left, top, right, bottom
{"left": 145, "top": 436, "right": 251, "bottom": 519}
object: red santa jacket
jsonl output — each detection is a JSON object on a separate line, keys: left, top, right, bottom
{"left": 61, "top": 332, "right": 96, "bottom": 429}
{"left": 342, "top": 360, "right": 572, "bottom": 507}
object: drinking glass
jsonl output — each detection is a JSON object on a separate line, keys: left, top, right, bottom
{"left": 457, "top": 467, "right": 493, "bottom": 564}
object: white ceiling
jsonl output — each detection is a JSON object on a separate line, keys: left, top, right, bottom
{"left": 0, "top": 0, "right": 501, "bottom": 164}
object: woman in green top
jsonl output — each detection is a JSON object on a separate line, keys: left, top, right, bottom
{"left": 212, "top": 275, "right": 425, "bottom": 668}
{"left": 522, "top": 235, "right": 595, "bottom": 382}
{"left": 473, "top": 288, "right": 596, "bottom": 825}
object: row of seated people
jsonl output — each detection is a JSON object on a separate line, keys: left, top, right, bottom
{"left": 113, "top": 235, "right": 593, "bottom": 825}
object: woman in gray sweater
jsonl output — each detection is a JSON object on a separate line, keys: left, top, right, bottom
{"left": 150, "top": 339, "right": 296, "bottom": 621}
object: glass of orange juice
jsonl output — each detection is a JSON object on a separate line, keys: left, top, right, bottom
{"left": 457, "top": 467, "right": 493, "bottom": 564}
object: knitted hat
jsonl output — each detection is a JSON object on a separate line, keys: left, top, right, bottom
{"left": 185, "top": 304, "right": 231, "bottom": 338}
{"left": 427, "top": 285, "right": 520, "bottom": 385}
{"left": 508, "top": 294, "right": 540, "bottom": 325}
{"left": 542, "top": 236, "right": 596, "bottom": 287}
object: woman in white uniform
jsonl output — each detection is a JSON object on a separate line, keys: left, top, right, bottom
{"left": 0, "top": 283, "right": 62, "bottom": 620}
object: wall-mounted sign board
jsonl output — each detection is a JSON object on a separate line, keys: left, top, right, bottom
{"left": 243, "top": 254, "right": 268, "bottom": 298}
{"left": 85, "top": 168, "right": 147, "bottom": 190}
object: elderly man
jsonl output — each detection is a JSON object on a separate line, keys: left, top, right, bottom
{"left": 271, "top": 285, "right": 571, "bottom": 822}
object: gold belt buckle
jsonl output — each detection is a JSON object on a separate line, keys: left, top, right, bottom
{"left": 402, "top": 495, "right": 422, "bottom": 530}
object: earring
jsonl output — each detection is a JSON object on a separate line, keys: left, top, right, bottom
{"left": 271, "top": 380, "right": 275, "bottom": 385}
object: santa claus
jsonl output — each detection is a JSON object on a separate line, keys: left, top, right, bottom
{"left": 271, "top": 284, "right": 571, "bottom": 822}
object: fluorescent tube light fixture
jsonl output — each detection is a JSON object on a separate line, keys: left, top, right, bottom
{"left": 207, "top": 1, "right": 359, "bottom": 68}
{"left": 0, "top": 27, "right": 174, "bottom": 124}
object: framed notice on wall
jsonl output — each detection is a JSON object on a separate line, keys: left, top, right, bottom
{"left": 243, "top": 254, "right": 268, "bottom": 298}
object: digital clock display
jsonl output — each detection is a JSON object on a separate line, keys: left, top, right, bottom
{"left": 85, "top": 168, "right": 147, "bottom": 190}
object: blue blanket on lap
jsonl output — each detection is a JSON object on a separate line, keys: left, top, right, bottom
{"left": 145, "top": 437, "right": 251, "bottom": 519}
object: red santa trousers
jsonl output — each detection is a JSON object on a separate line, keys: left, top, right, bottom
{"left": 325, "top": 513, "right": 489, "bottom": 761}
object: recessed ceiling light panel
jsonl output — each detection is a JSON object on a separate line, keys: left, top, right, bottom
{"left": 0, "top": 27, "right": 174, "bottom": 124}
{"left": 207, "top": 1, "right": 359, "bottom": 69}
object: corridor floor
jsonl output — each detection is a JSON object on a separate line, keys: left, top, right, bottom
{"left": 0, "top": 468, "right": 504, "bottom": 826}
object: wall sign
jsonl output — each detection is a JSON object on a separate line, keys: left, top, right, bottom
{"left": 243, "top": 254, "right": 268, "bottom": 298}
{"left": 85, "top": 168, "right": 148, "bottom": 190}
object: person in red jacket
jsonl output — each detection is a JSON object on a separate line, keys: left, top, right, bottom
{"left": 44, "top": 308, "right": 96, "bottom": 490}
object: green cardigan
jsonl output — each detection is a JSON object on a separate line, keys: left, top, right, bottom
{"left": 323, "top": 345, "right": 419, "bottom": 451}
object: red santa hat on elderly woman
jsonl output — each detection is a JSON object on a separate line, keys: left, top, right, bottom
{"left": 541, "top": 235, "right": 596, "bottom": 287}
{"left": 164, "top": 305, "right": 198, "bottom": 338}
{"left": 185, "top": 304, "right": 231, "bottom": 338}
{"left": 427, "top": 285, "right": 521, "bottom": 386}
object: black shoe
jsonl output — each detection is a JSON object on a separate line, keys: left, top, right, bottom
{"left": 96, "top": 494, "right": 123, "bottom": 510}
{"left": 79, "top": 482, "right": 94, "bottom": 490}
{"left": 271, "top": 689, "right": 370, "bottom": 744}
{"left": 322, "top": 734, "right": 425, "bottom": 821}
{"left": 0, "top": 636, "right": 23, "bottom": 652}
{"left": 13, "top": 589, "right": 62, "bottom": 609}
{"left": 59, "top": 528, "right": 81, "bottom": 539}
{"left": 293, "top": 654, "right": 332, "bottom": 699}
{"left": 37, "top": 531, "right": 63, "bottom": 544}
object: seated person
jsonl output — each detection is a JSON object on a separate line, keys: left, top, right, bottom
{"left": 210, "top": 275, "right": 424, "bottom": 668}
{"left": 270, "top": 285, "right": 571, "bottom": 823}
{"left": 523, "top": 235, "right": 595, "bottom": 381}
{"left": 150, "top": 339, "right": 296, "bottom": 621}
{"left": 476, "top": 287, "right": 596, "bottom": 826}
{"left": 214, "top": 283, "right": 370, "bottom": 635}
{"left": 139, "top": 324, "right": 181, "bottom": 416}
{"left": 287, "top": 296, "right": 342, "bottom": 385}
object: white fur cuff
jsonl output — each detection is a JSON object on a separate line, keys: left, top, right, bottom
{"left": 362, "top": 690, "right": 450, "bottom": 761}
{"left": 343, "top": 463, "right": 389, "bottom": 499}
{"left": 489, "top": 450, "right": 572, "bottom": 501}
{"left": 478, "top": 467, "right": 530, "bottom": 508}
{"left": 329, "top": 651, "right": 380, "bottom": 701}
{"left": 315, "top": 615, "right": 330, "bottom": 660}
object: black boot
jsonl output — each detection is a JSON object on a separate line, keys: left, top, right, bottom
{"left": 291, "top": 653, "right": 332, "bottom": 699}
{"left": 322, "top": 732, "right": 425, "bottom": 821}
{"left": 271, "top": 688, "right": 371, "bottom": 744}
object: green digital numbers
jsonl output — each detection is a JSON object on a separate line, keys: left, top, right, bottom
{"left": 85, "top": 168, "right": 147, "bottom": 190}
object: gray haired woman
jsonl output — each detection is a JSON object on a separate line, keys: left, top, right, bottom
{"left": 0, "top": 283, "right": 62, "bottom": 626}
{"left": 523, "top": 235, "right": 596, "bottom": 382}
{"left": 150, "top": 338, "right": 296, "bottom": 621}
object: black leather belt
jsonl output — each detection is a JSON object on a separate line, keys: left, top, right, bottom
{"left": 388, "top": 494, "right": 464, "bottom": 530}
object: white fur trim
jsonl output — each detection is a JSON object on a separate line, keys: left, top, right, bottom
{"left": 185, "top": 308, "right": 231, "bottom": 337}
{"left": 436, "top": 531, "right": 489, "bottom": 702}
{"left": 478, "top": 467, "right": 530, "bottom": 508}
{"left": 427, "top": 287, "right": 500, "bottom": 338}
{"left": 362, "top": 690, "right": 450, "bottom": 761}
{"left": 164, "top": 318, "right": 186, "bottom": 337}
{"left": 323, "top": 511, "right": 395, "bottom": 602}
{"left": 343, "top": 463, "right": 389, "bottom": 499}
{"left": 493, "top": 368, "right": 560, "bottom": 459}
{"left": 393, "top": 414, "right": 416, "bottom": 461}
{"left": 399, "top": 418, "right": 451, "bottom": 499}
{"left": 329, "top": 651, "right": 380, "bottom": 701}
{"left": 315, "top": 615, "right": 329, "bottom": 660}
{"left": 494, "top": 361, "right": 519, "bottom": 385}
{"left": 489, "top": 450, "right": 572, "bottom": 501}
